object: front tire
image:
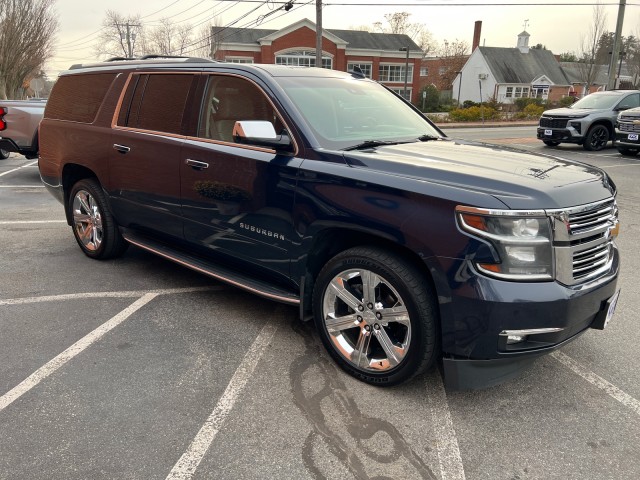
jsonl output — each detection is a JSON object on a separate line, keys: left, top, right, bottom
{"left": 312, "top": 246, "right": 438, "bottom": 386}
{"left": 617, "top": 147, "right": 639, "bottom": 157}
{"left": 583, "top": 125, "right": 610, "bottom": 151}
{"left": 68, "top": 178, "right": 128, "bottom": 259}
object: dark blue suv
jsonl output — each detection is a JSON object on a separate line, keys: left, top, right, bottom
{"left": 39, "top": 58, "right": 620, "bottom": 389}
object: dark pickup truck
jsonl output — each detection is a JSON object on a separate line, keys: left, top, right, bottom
{"left": 38, "top": 58, "right": 620, "bottom": 389}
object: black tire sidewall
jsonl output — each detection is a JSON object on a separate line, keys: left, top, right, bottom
{"left": 0, "top": 149, "right": 9, "bottom": 160}
{"left": 584, "top": 125, "right": 609, "bottom": 151}
{"left": 68, "top": 179, "right": 113, "bottom": 259}
{"left": 312, "top": 248, "right": 437, "bottom": 386}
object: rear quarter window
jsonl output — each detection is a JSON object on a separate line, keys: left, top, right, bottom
{"left": 45, "top": 73, "right": 117, "bottom": 123}
{"left": 116, "top": 73, "right": 195, "bottom": 135}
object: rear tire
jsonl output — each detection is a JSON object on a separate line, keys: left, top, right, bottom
{"left": 0, "top": 149, "right": 9, "bottom": 160}
{"left": 312, "top": 246, "right": 438, "bottom": 386}
{"left": 68, "top": 178, "right": 128, "bottom": 259}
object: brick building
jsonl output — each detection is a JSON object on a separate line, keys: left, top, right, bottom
{"left": 212, "top": 19, "right": 423, "bottom": 102}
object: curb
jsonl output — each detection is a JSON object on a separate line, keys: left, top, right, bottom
{"left": 435, "top": 121, "right": 538, "bottom": 129}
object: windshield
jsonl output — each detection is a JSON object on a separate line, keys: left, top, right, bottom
{"left": 275, "top": 76, "right": 441, "bottom": 150}
{"left": 570, "top": 94, "right": 621, "bottom": 110}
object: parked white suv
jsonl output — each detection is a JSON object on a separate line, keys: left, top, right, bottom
{"left": 537, "top": 90, "right": 640, "bottom": 151}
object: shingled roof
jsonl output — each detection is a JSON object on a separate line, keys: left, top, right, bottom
{"left": 213, "top": 25, "right": 421, "bottom": 52}
{"left": 479, "top": 46, "right": 569, "bottom": 85}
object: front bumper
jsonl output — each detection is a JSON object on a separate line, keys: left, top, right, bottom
{"left": 433, "top": 247, "right": 620, "bottom": 390}
{"left": 537, "top": 127, "right": 583, "bottom": 144}
{"left": 615, "top": 131, "right": 640, "bottom": 149}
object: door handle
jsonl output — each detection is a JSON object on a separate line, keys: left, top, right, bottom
{"left": 185, "top": 158, "right": 209, "bottom": 170}
{"left": 113, "top": 144, "right": 131, "bottom": 154}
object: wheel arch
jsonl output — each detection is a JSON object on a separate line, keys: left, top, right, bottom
{"left": 61, "top": 163, "right": 100, "bottom": 224}
{"left": 589, "top": 120, "right": 615, "bottom": 139}
{"left": 299, "top": 227, "right": 438, "bottom": 317}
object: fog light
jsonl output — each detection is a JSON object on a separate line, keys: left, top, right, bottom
{"left": 506, "top": 334, "right": 527, "bottom": 344}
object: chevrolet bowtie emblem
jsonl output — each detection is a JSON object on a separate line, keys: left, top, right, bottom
{"left": 633, "top": 120, "right": 640, "bottom": 125}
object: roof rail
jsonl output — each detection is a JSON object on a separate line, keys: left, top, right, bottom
{"left": 68, "top": 55, "right": 217, "bottom": 70}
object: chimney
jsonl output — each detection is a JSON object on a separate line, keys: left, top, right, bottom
{"left": 472, "top": 21, "right": 482, "bottom": 51}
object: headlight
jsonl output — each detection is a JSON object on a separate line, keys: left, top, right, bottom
{"left": 456, "top": 206, "right": 553, "bottom": 281}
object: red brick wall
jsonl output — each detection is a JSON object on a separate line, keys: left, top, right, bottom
{"left": 216, "top": 27, "right": 422, "bottom": 102}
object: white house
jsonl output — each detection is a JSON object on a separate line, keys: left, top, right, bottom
{"left": 452, "top": 31, "right": 572, "bottom": 105}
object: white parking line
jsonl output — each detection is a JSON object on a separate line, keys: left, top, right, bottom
{"left": 426, "top": 369, "right": 466, "bottom": 480}
{"left": 0, "top": 220, "right": 65, "bottom": 225}
{"left": 0, "top": 185, "right": 44, "bottom": 188}
{"left": 552, "top": 351, "right": 640, "bottom": 416}
{"left": 0, "top": 286, "right": 225, "bottom": 306}
{"left": 166, "top": 318, "right": 279, "bottom": 480}
{"left": 0, "top": 293, "right": 158, "bottom": 413}
{"left": 0, "top": 160, "right": 38, "bottom": 177}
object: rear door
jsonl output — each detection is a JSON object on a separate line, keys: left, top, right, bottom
{"left": 108, "top": 72, "right": 198, "bottom": 238}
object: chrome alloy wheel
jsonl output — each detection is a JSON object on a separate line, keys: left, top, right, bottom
{"left": 322, "top": 268, "right": 412, "bottom": 373}
{"left": 72, "top": 189, "right": 104, "bottom": 251}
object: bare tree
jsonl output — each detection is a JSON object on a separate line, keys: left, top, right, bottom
{"left": 371, "top": 12, "right": 437, "bottom": 56}
{"left": 435, "top": 39, "right": 470, "bottom": 90}
{"left": 146, "top": 18, "right": 194, "bottom": 56}
{"left": 0, "top": 0, "right": 57, "bottom": 99}
{"left": 577, "top": 3, "right": 608, "bottom": 91}
{"left": 94, "top": 10, "right": 145, "bottom": 59}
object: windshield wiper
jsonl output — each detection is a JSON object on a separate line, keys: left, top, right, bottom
{"left": 343, "top": 140, "right": 403, "bottom": 151}
{"left": 417, "top": 134, "right": 440, "bottom": 141}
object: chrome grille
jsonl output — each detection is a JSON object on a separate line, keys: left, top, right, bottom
{"left": 618, "top": 122, "right": 640, "bottom": 133}
{"left": 567, "top": 200, "right": 616, "bottom": 235}
{"left": 550, "top": 198, "right": 618, "bottom": 286}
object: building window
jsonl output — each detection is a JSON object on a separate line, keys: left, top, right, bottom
{"left": 378, "top": 64, "right": 413, "bottom": 83}
{"left": 225, "top": 57, "right": 253, "bottom": 64}
{"left": 522, "top": 87, "right": 530, "bottom": 97}
{"left": 438, "top": 66, "right": 446, "bottom": 76}
{"left": 388, "top": 87, "right": 412, "bottom": 101}
{"left": 347, "top": 63, "right": 372, "bottom": 78}
{"left": 505, "top": 87, "right": 513, "bottom": 98}
{"left": 420, "top": 66, "right": 428, "bottom": 77}
{"left": 276, "top": 50, "right": 332, "bottom": 69}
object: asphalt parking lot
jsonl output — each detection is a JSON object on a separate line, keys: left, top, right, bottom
{"left": 1, "top": 135, "right": 639, "bottom": 480}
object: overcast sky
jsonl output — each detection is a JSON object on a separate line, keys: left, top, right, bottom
{"left": 48, "top": 0, "right": 640, "bottom": 76}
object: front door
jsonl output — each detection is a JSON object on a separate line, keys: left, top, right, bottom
{"left": 180, "top": 74, "right": 300, "bottom": 281}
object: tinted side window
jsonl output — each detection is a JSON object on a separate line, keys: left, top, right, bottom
{"left": 45, "top": 73, "right": 117, "bottom": 123}
{"left": 199, "top": 75, "right": 283, "bottom": 142}
{"left": 118, "top": 73, "right": 194, "bottom": 135}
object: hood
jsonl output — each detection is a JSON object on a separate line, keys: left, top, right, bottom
{"left": 542, "top": 107, "right": 599, "bottom": 117}
{"left": 342, "top": 139, "right": 615, "bottom": 210}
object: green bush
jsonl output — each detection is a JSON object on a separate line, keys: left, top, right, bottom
{"left": 462, "top": 100, "right": 479, "bottom": 108}
{"left": 559, "top": 96, "right": 577, "bottom": 107}
{"left": 418, "top": 84, "right": 441, "bottom": 112}
{"left": 449, "top": 105, "right": 500, "bottom": 121}
{"left": 515, "top": 103, "right": 544, "bottom": 119}
{"left": 514, "top": 97, "right": 544, "bottom": 111}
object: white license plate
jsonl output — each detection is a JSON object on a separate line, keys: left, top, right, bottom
{"left": 604, "top": 290, "right": 621, "bottom": 328}
{"left": 628, "top": 133, "right": 639, "bottom": 141}
{"left": 544, "top": 129, "right": 553, "bottom": 136}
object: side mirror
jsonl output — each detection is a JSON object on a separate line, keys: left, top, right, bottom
{"left": 616, "top": 105, "right": 631, "bottom": 111}
{"left": 232, "top": 120, "right": 293, "bottom": 152}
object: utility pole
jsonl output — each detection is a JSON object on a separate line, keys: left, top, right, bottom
{"left": 315, "top": 0, "right": 322, "bottom": 68}
{"left": 607, "top": 0, "right": 626, "bottom": 90}
{"left": 117, "top": 23, "right": 140, "bottom": 58}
